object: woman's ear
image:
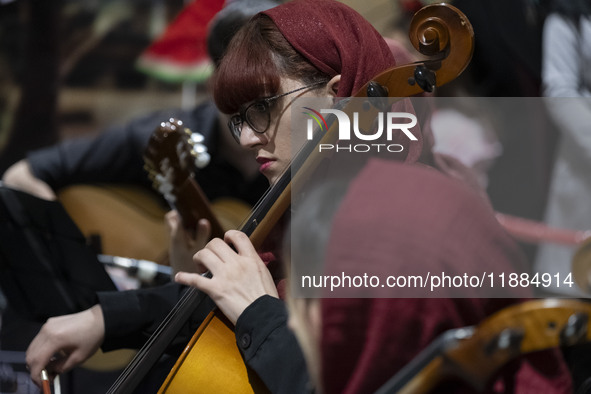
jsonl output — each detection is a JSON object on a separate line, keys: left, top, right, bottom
{"left": 326, "top": 75, "right": 340, "bottom": 97}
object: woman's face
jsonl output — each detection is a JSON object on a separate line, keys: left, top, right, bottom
{"left": 236, "top": 77, "right": 336, "bottom": 184}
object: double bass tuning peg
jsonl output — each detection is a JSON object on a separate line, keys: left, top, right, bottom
{"left": 409, "top": 64, "right": 436, "bottom": 93}
{"left": 366, "top": 81, "right": 389, "bottom": 98}
{"left": 365, "top": 81, "right": 390, "bottom": 112}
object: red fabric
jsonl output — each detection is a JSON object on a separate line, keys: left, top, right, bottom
{"left": 138, "top": 0, "right": 224, "bottom": 67}
{"left": 320, "top": 159, "right": 572, "bottom": 394}
{"left": 262, "top": 0, "right": 396, "bottom": 98}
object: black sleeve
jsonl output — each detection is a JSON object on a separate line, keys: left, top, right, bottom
{"left": 26, "top": 101, "right": 268, "bottom": 203}
{"left": 97, "top": 282, "right": 215, "bottom": 354}
{"left": 27, "top": 107, "right": 204, "bottom": 191}
{"left": 235, "top": 295, "right": 311, "bottom": 394}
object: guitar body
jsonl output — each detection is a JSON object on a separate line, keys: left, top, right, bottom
{"left": 58, "top": 184, "right": 169, "bottom": 262}
{"left": 58, "top": 185, "right": 251, "bottom": 262}
{"left": 159, "top": 311, "right": 268, "bottom": 393}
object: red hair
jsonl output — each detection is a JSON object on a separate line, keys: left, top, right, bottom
{"left": 213, "top": 14, "right": 328, "bottom": 114}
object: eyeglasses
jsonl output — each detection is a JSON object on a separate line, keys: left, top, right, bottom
{"left": 227, "top": 80, "right": 327, "bottom": 144}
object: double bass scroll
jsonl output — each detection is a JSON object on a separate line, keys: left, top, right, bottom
{"left": 377, "top": 299, "right": 591, "bottom": 394}
{"left": 364, "top": 3, "right": 474, "bottom": 98}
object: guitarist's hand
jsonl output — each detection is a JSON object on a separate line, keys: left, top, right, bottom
{"left": 175, "top": 230, "right": 278, "bottom": 325}
{"left": 2, "top": 159, "right": 57, "bottom": 200}
{"left": 166, "top": 210, "right": 211, "bottom": 276}
{"left": 26, "top": 304, "right": 105, "bottom": 387}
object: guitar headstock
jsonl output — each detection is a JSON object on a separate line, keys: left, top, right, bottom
{"left": 143, "top": 118, "right": 210, "bottom": 204}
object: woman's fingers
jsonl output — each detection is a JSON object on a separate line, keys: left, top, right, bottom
{"left": 193, "top": 247, "right": 224, "bottom": 274}
{"left": 176, "top": 230, "right": 278, "bottom": 325}
{"left": 224, "top": 230, "right": 259, "bottom": 258}
{"left": 175, "top": 271, "right": 213, "bottom": 293}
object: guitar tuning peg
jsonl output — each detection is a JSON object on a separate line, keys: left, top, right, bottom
{"left": 147, "top": 170, "right": 158, "bottom": 181}
{"left": 143, "top": 165, "right": 157, "bottom": 180}
{"left": 193, "top": 144, "right": 207, "bottom": 154}
{"left": 194, "top": 151, "right": 210, "bottom": 169}
{"left": 189, "top": 131, "right": 205, "bottom": 145}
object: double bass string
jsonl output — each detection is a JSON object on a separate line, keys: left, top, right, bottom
{"left": 107, "top": 286, "right": 206, "bottom": 393}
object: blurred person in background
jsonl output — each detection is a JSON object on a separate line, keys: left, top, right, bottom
{"left": 286, "top": 159, "right": 572, "bottom": 394}
{"left": 535, "top": 0, "right": 591, "bottom": 388}
{"left": 1, "top": 1, "right": 277, "bottom": 392}
{"left": 1, "top": 0, "right": 273, "bottom": 210}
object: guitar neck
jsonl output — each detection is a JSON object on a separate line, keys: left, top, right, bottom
{"left": 174, "top": 176, "right": 225, "bottom": 239}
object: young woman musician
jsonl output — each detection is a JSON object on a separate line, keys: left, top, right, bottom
{"left": 26, "top": 1, "right": 569, "bottom": 392}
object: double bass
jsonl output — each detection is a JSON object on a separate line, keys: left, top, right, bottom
{"left": 107, "top": 4, "right": 475, "bottom": 393}
{"left": 376, "top": 298, "right": 591, "bottom": 393}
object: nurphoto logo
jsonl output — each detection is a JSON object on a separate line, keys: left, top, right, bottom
{"left": 303, "top": 107, "right": 418, "bottom": 153}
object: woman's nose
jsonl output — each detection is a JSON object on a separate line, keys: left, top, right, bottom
{"left": 239, "top": 123, "right": 268, "bottom": 148}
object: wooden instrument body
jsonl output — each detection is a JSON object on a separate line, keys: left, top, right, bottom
{"left": 58, "top": 184, "right": 169, "bottom": 262}
{"left": 159, "top": 311, "right": 264, "bottom": 393}
{"left": 58, "top": 185, "right": 249, "bottom": 263}
{"left": 392, "top": 299, "right": 591, "bottom": 394}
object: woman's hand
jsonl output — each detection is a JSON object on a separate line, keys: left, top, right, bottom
{"left": 166, "top": 210, "right": 211, "bottom": 276}
{"left": 25, "top": 304, "right": 105, "bottom": 387}
{"left": 175, "top": 230, "right": 278, "bottom": 325}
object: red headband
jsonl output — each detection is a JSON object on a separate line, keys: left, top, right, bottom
{"left": 262, "top": 0, "right": 396, "bottom": 97}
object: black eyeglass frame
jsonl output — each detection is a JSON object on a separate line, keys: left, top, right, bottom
{"left": 227, "top": 80, "right": 328, "bottom": 144}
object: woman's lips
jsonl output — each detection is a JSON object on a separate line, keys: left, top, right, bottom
{"left": 256, "top": 157, "right": 275, "bottom": 172}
